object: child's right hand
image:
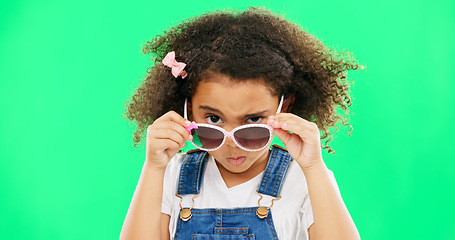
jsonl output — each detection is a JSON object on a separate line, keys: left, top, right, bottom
{"left": 145, "top": 111, "right": 193, "bottom": 170}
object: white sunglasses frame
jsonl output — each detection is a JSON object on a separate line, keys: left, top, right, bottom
{"left": 183, "top": 95, "right": 284, "bottom": 152}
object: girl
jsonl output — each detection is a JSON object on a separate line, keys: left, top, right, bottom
{"left": 121, "top": 7, "right": 361, "bottom": 240}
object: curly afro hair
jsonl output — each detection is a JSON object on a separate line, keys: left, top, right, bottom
{"left": 123, "top": 7, "right": 362, "bottom": 154}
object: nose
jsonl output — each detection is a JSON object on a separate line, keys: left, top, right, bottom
{"left": 222, "top": 126, "right": 238, "bottom": 148}
{"left": 225, "top": 134, "right": 237, "bottom": 148}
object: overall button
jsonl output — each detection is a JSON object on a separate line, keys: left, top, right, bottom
{"left": 180, "top": 208, "right": 192, "bottom": 221}
{"left": 256, "top": 206, "right": 269, "bottom": 219}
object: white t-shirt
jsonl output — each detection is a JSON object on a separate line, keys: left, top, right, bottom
{"left": 161, "top": 152, "right": 339, "bottom": 239}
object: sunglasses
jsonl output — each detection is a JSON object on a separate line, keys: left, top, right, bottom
{"left": 183, "top": 96, "right": 284, "bottom": 152}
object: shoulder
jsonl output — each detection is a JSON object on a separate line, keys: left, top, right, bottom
{"left": 163, "top": 150, "right": 211, "bottom": 184}
{"left": 162, "top": 152, "right": 188, "bottom": 191}
{"left": 281, "top": 159, "right": 338, "bottom": 198}
{"left": 164, "top": 152, "right": 187, "bottom": 176}
{"left": 284, "top": 160, "right": 308, "bottom": 186}
{"left": 165, "top": 149, "right": 208, "bottom": 173}
{"left": 277, "top": 160, "right": 310, "bottom": 204}
{"left": 162, "top": 153, "right": 188, "bottom": 204}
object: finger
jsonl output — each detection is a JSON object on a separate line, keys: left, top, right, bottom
{"left": 150, "top": 138, "right": 183, "bottom": 156}
{"left": 269, "top": 114, "right": 318, "bottom": 132}
{"left": 155, "top": 110, "right": 192, "bottom": 128}
{"left": 158, "top": 111, "right": 194, "bottom": 140}
{"left": 267, "top": 115, "right": 319, "bottom": 140}
{"left": 152, "top": 128, "right": 187, "bottom": 148}
{"left": 270, "top": 113, "right": 316, "bottom": 129}
{"left": 148, "top": 119, "right": 193, "bottom": 142}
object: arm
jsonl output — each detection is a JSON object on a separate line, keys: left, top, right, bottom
{"left": 305, "top": 162, "right": 360, "bottom": 240}
{"left": 268, "top": 113, "right": 360, "bottom": 240}
{"left": 120, "top": 111, "right": 192, "bottom": 240}
{"left": 119, "top": 161, "right": 167, "bottom": 239}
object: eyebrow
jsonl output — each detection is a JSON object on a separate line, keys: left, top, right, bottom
{"left": 244, "top": 110, "right": 269, "bottom": 119}
{"left": 199, "top": 105, "right": 269, "bottom": 118}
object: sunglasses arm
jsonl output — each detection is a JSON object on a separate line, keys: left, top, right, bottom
{"left": 184, "top": 98, "right": 189, "bottom": 119}
{"left": 276, "top": 95, "right": 284, "bottom": 114}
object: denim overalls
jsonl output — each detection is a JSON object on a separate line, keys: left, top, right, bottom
{"left": 173, "top": 146, "right": 293, "bottom": 240}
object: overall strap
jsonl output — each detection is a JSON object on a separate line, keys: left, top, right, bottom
{"left": 257, "top": 146, "right": 293, "bottom": 197}
{"left": 177, "top": 150, "right": 210, "bottom": 195}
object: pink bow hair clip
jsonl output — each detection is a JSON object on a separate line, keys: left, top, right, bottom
{"left": 162, "top": 51, "right": 188, "bottom": 79}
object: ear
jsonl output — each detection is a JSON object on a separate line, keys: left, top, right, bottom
{"left": 281, "top": 95, "right": 295, "bottom": 113}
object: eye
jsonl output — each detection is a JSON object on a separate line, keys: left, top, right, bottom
{"left": 246, "top": 116, "right": 263, "bottom": 123}
{"left": 205, "top": 115, "right": 223, "bottom": 124}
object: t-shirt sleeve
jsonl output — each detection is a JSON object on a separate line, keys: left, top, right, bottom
{"left": 301, "top": 168, "right": 339, "bottom": 229}
{"left": 161, "top": 154, "right": 183, "bottom": 215}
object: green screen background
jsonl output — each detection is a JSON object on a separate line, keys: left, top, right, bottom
{"left": 1, "top": 0, "right": 454, "bottom": 239}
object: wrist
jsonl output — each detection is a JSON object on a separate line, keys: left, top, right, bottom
{"left": 300, "top": 159, "right": 327, "bottom": 175}
{"left": 144, "top": 158, "right": 168, "bottom": 173}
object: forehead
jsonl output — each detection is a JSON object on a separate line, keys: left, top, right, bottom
{"left": 191, "top": 75, "right": 278, "bottom": 116}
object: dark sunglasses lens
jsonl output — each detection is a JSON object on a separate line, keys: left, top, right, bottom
{"left": 191, "top": 126, "right": 224, "bottom": 150}
{"left": 234, "top": 127, "right": 270, "bottom": 150}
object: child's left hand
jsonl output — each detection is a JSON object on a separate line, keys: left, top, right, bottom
{"left": 267, "top": 113, "right": 323, "bottom": 170}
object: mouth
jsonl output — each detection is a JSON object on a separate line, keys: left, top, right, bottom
{"left": 226, "top": 156, "right": 246, "bottom": 166}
